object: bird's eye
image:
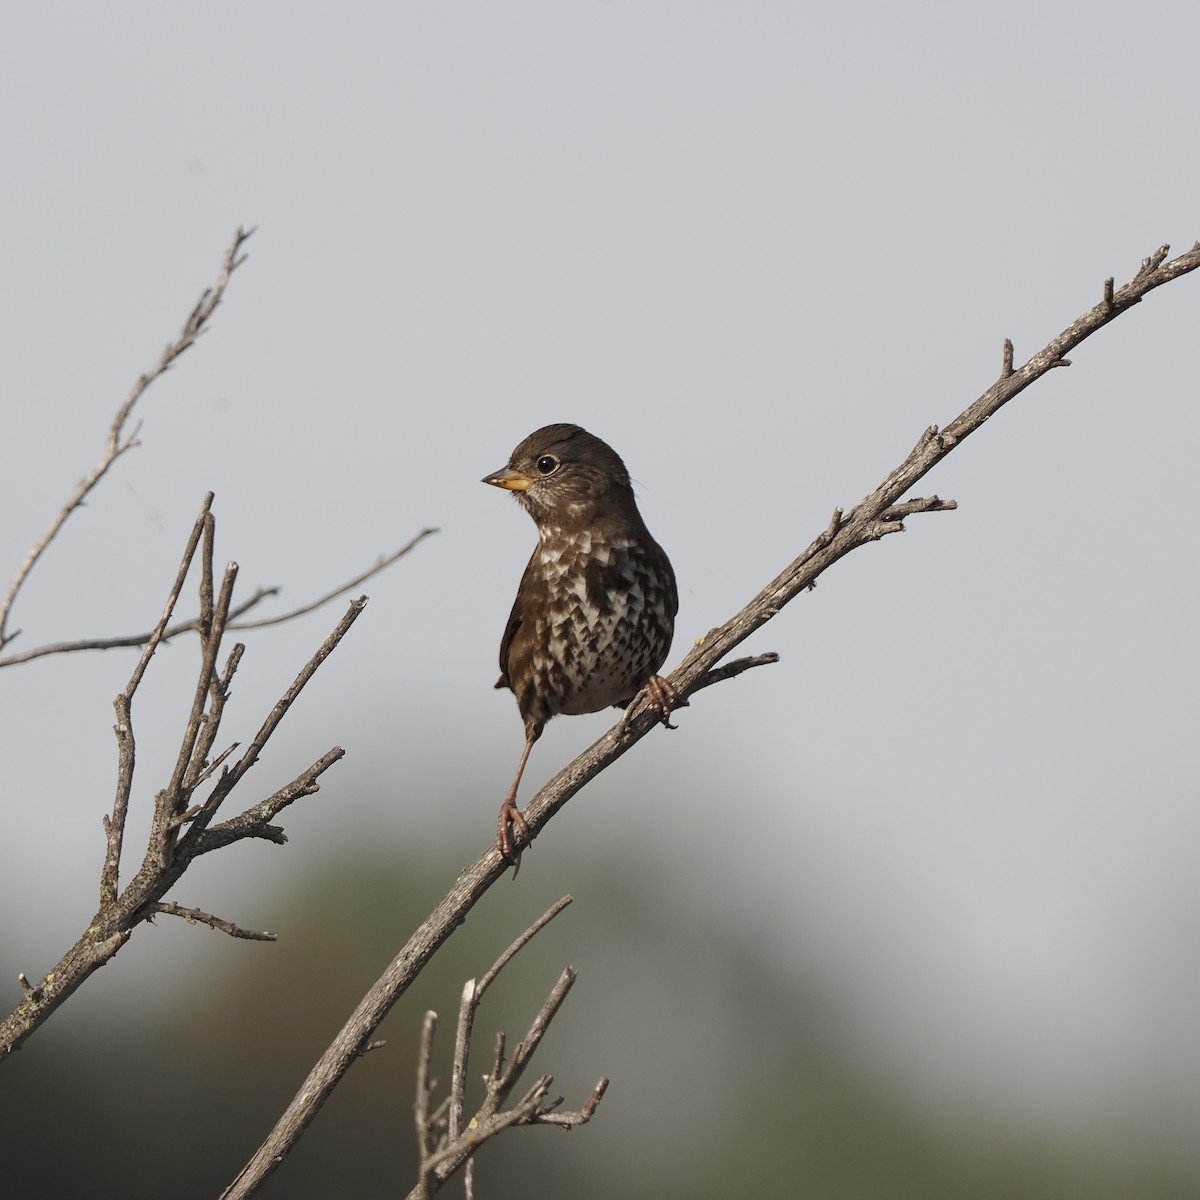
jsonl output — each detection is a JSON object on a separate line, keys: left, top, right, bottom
{"left": 536, "top": 455, "right": 559, "bottom": 475}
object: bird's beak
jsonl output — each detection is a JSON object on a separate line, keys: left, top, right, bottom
{"left": 483, "top": 467, "right": 532, "bottom": 492}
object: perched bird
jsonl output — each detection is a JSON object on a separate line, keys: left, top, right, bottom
{"left": 483, "top": 424, "right": 679, "bottom": 865}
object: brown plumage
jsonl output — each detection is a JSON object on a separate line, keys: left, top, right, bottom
{"left": 483, "top": 424, "right": 679, "bottom": 865}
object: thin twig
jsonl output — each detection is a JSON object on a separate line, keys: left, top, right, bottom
{"left": 0, "top": 533, "right": 433, "bottom": 669}
{"left": 177, "top": 599, "right": 368, "bottom": 853}
{"left": 101, "top": 494, "right": 215, "bottom": 905}
{"left": 412, "top": 1064, "right": 602, "bottom": 1196}
{"left": 450, "top": 897, "right": 573, "bottom": 1142}
{"left": 1, "top": 519, "right": 365, "bottom": 1059}
{"left": 411, "top": 903, "right": 596, "bottom": 1198}
{"left": 685, "top": 652, "right": 780, "bottom": 698}
{"left": 128, "top": 494, "right": 217, "bottom": 699}
{"left": 0, "top": 589, "right": 277, "bottom": 668}
{"left": 158, "top": 528, "right": 237, "bottom": 860}
{"left": 416, "top": 1083, "right": 550, "bottom": 1183}
{"left": 148, "top": 902, "right": 276, "bottom": 942}
{"left": 533, "top": 1077, "right": 610, "bottom": 1128}
{"left": 881, "top": 495, "right": 956, "bottom": 521}
{"left": 193, "top": 746, "right": 348, "bottom": 854}
{"left": 0, "top": 229, "right": 252, "bottom": 653}
{"left": 491, "top": 968, "right": 576, "bottom": 1099}
{"left": 415, "top": 1011, "right": 438, "bottom": 1169}
{"left": 189, "top": 740, "right": 241, "bottom": 790}
{"left": 478, "top": 896, "right": 573, "bottom": 997}
{"left": 229, "top": 530, "right": 438, "bottom": 630}
{"left": 450, "top": 980, "right": 477, "bottom": 1145}
{"left": 186, "top": 645, "right": 243, "bottom": 795}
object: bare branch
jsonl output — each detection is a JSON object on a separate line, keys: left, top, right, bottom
{"left": 0, "top": 220, "right": 431, "bottom": 674}
{"left": 192, "top": 746, "right": 347, "bottom": 853}
{"left": 881, "top": 495, "right": 957, "bottom": 521}
{"left": 414, "top": 1011, "right": 439, "bottom": 1169}
{"left": 219, "top": 240, "right": 1200, "bottom": 1199}
{"left": 533, "top": 1077, "right": 610, "bottom": 1128}
{"left": 0, "top": 229, "right": 252, "bottom": 653}
{"left": 449, "top": 979, "right": 477, "bottom": 1148}
{"left": 176, "top": 596, "right": 367, "bottom": 854}
{"left": 0, "top": 532, "right": 433, "bottom": 669}
{"left": 156, "top": 539, "right": 238, "bottom": 865}
{"left": 409, "top": 903, "right": 599, "bottom": 1198}
{"left": 686, "top": 652, "right": 780, "bottom": 697}
{"left": 101, "top": 493, "right": 215, "bottom": 905}
{"left": 490, "top": 968, "right": 576, "bottom": 1100}
{"left": 0, "top": 589, "right": 274, "bottom": 668}
{"left": 451, "top": 897, "right": 573, "bottom": 1144}
{"left": 189, "top": 740, "right": 241, "bottom": 790}
{"left": 128, "top": 493, "right": 217, "bottom": 699}
{"left": 228, "top": 529, "right": 438, "bottom": 630}
{"left": 148, "top": 902, "right": 276, "bottom": 942}
{"left": 477, "top": 895, "right": 573, "bottom": 998}
{"left": 0, "top": 507, "right": 365, "bottom": 1060}
{"left": 414, "top": 1083, "right": 551, "bottom": 1195}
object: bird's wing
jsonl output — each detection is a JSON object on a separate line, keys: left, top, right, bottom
{"left": 495, "top": 548, "right": 537, "bottom": 691}
{"left": 496, "top": 606, "right": 522, "bottom": 691}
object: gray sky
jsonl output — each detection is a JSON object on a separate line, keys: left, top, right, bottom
{"left": 3, "top": 0, "right": 1199, "bottom": 1164}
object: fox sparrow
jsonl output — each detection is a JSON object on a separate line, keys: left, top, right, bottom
{"left": 483, "top": 424, "right": 679, "bottom": 866}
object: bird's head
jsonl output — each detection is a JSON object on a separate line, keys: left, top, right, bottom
{"left": 483, "top": 423, "right": 638, "bottom": 532}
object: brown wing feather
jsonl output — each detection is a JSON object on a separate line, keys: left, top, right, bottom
{"left": 495, "top": 607, "right": 522, "bottom": 691}
{"left": 495, "top": 548, "right": 537, "bottom": 691}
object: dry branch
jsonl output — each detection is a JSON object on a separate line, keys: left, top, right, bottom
{"left": 0, "top": 533, "right": 435, "bottom": 669}
{"left": 226, "top": 532, "right": 438, "bottom": 630}
{"left": 0, "top": 223, "right": 436, "bottom": 671}
{"left": 0, "top": 228, "right": 253, "bottom": 655}
{"left": 149, "top": 902, "right": 277, "bottom": 942}
{"left": 408, "top": 898, "right": 605, "bottom": 1198}
{"left": 219, "top": 240, "right": 1200, "bottom": 1199}
{"left": 0, "top": 498, "right": 366, "bottom": 1059}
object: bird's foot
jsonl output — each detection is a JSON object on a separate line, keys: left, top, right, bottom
{"left": 643, "top": 673, "right": 683, "bottom": 729}
{"left": 497, "top": 798, "right": 530, "bottom": 872}
{"left": 615, "top": 674, "right": 685, "bottom": 740}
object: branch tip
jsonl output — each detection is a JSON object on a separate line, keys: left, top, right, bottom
{"left": 1139, "top": 244, "right": 1170, "bottom": 275}
{"left": 148, "top": 901, "right": 276, "bottom": 941}
{"left": 690, "top": 653, "right": 779, "bottom": 697}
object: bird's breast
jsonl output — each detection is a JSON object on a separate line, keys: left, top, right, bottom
{"left": 518, "top": 529, "right": 671, "bottom": 715}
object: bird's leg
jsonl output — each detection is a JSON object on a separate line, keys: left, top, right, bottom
{"left": 497, "top": 735, "right": 536, "bottom": 867}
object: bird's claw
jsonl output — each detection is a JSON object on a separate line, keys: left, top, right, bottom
{"left": 644, "top": 674, "right": 682, "bottom": 730}
{"left": 497, "top": 799, "right": 530, "bottom": 874}
{"left": 616, "top": 674, "right": 684, "bottom": 739}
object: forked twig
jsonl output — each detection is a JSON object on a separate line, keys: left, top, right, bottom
{"left": 0, "top": 224, "right": 435, "bottom": 671}
{"left": 0, "top": 497, "right": 367, "bottom": 1059}
{"left": 409, "top": 899, "right": 605, "bottom": 1199}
